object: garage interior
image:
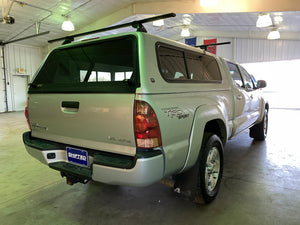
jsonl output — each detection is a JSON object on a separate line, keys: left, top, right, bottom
{"left": 1, "top": 0, "right": 300, "bottom": 224}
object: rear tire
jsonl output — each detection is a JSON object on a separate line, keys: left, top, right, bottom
{"left": 194, "top": 133, "right": 224, "bottom": 204}
{"left": 250, "top": 109, "right": 268, "bottom": 141}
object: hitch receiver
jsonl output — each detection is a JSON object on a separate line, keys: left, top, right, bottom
{"left": 61, "top": 172, "right": 90, "bottom": 185}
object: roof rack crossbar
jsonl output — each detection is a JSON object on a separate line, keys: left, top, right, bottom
{"left": 48, "top": 13, "right": 176, "bottom": 44}
{"left": 196, "top": 42, "right": 231, "bottom": 51}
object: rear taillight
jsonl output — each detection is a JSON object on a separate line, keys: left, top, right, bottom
{"left": 25, "top": 98, "right": 31, "bottom": 130}
{"left": 134, "top": 101, "right": 162, "bottom": 148}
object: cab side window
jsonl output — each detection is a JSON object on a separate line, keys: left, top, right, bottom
{"left": 239, "top": 66, "right": 254, "bottom": 90}
{"left": 226, "top": 62, "right": 243, "bottom": 88}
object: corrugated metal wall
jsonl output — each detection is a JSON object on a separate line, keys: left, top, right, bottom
{"left": 0, "top": 48, "right": 6, "bottom": 113}
{"left": 6, "top": 45, "right": 42, "bottom": 77}
{"left": 0, "top": 44, "right": 42, "bottom": 113}
{"left": 180, "top": 36, "right": 300, "bottom": 63}
{"left": 236, "top": 38, "right": 300, "bottom": 63}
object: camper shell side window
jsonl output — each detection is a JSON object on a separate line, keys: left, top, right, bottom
{"left": 156, "top": 43, "right": 222, "bottom": 83}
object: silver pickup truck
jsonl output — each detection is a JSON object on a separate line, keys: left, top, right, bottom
{"left": 23, "top": 30, "right": 268, "bottom": 204}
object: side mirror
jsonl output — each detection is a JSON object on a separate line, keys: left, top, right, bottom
{"left": 257, "top": 80, "right": 267, "bottom": 89}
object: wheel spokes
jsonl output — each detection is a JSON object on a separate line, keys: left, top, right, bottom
{"left": 205, "top": 147, "right": 220, "bottom": 192}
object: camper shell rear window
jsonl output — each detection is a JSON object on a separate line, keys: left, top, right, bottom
{"left": 156, "top": 43, "right": 222, "bottom": 83}
{"left": 29, "top": 35, "right": 139, "bottom": 93}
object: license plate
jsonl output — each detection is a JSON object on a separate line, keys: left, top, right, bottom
{"left": 66, "top": 147, "right": 89, "bottom": 167}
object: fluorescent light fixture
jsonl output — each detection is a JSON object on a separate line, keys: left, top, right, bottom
{"left": 274, "top": 15, "right": 283, "bottom": 24}
{"left": 256, "top": 13, "right": 272, "bottom": 28}
{"left": 267, "top": 29, "right": 280, "bottom": 40}
{"left": 183, "top": 14, "right": 192, "bottom": 25}
{"left": 181, "top": 28, "right": 190, "bottom": 37}
{"left": 200, "top": 0, "right": 218, "bottom": 7}
{"left": 153, "top": 19, "right": 164, "bottom": 27}
{"left": 62, "top": 17, "right": 75, "bottom": 31}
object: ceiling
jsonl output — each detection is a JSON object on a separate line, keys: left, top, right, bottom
{"left": 0, "top": 0, "right": 300, "bottom": 47}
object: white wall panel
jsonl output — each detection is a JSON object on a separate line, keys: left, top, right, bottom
{"left": 6, "top": 44, "right": 42, "bottom": 78}
{"left": 0, "top": 71, "right": 5, "bottom": 112}
{"left": 236, "top": 38, "right": 300, "bottom": 63}
{"left": 179, "top": 36, "right": 300, "bottom": 64}
{"left": 0, "top": 44, "right": 42, "bottom": 112}
{"left": 0, "top": 47, "right": 8, "bottom": 113}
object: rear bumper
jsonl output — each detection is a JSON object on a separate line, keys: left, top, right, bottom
{"left": 23, "top": 132, "right": 164, "bottom": 187}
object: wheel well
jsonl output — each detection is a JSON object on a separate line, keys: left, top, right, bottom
{"left": 204, "top": 119, "right": 227, "bottom": 146}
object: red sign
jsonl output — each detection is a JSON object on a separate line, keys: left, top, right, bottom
{"left": 203, "top": 38, "right": 217, "bottom": 54}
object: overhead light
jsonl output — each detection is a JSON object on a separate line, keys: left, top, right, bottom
{"left": 200, "top": 0, "right": 218, "bottom": 7}
{"left": 181, "top": 28, "right": 190, "bottom": 37}
{"left": 2, "top": 15, "right": 15, "bottom": 24}
{"left": 153, "top": 19, "right": 164, "bottom": 27}
{"left": 61, "top": 16, "right": 75, "bottom": 31}
{"left": 267, "top": 28, "right": 280, "bottom": 40}
{"left": 256, "top": 13, "right": 272, "bottom": 28}
{"left": 183, "top": 14, "right": 192, "bottom": 25}
{"left": 274, "top": 15, "right": 283, "bottom": 25}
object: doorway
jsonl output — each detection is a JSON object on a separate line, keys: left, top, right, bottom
{"left": 13, "top": 75, "right": 28, "bottom": 111}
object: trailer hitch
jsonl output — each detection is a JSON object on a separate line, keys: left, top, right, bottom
{"left": 61, "top": 172, "right": 90, "bottom": 185}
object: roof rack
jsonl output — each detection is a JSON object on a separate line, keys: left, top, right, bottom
{"left": 48, "top": 13, "right": 176, "bottom": 45}
{"left": 196, "top": 42, "right": 231, "bottom": 51}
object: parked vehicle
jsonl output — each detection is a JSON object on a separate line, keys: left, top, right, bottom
{"left": 23, "top": 15, "right": 268, "bottom": 204}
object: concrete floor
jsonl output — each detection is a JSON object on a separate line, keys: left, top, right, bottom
{"left": 0, "top": 109, "right": 300, "bottom": 225}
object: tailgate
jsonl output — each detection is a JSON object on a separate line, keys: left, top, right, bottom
{"left": 27, "top": 35, "right": 139, "bottom": 156}
{"left": 29, "top": 94, "right": 136, "bottom": 156}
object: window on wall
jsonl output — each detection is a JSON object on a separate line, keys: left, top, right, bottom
{"left": 157, "top": 44, "right": 221, "bottom": 82}
{"left": 79, "top": 71, "right": 133, "bottom": 82}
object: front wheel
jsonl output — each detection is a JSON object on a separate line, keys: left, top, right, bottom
{"left": 194, "top": 133, "right": 224, "bottom": 204}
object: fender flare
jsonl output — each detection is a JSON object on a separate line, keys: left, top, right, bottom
{"left": 179, "top": 104, "right": 228, "bottom": 173}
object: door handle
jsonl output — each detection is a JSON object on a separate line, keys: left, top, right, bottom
{"left": 237, "top": 95, "right": 243, "bottom": 100}
{"left": 61, "top": 101, "right": 79, "bottom": 113}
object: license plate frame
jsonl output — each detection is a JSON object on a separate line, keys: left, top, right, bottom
{"left": 66, "top": 147, "right": 89, "bottom": 167}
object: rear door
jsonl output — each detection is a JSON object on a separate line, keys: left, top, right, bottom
{"left": 238, "top": 65, "right": 260, "bottom": 122}
{"left": 226, "top": 61, "right": 253, "bottom": 133}
{"left": 28, "top": 35, "right": 139, "bottom": 156}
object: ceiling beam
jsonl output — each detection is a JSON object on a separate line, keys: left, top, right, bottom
{"left": 133, "top": 0, "right": 300, "bottom": 14}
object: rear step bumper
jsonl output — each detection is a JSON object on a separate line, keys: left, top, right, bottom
{"left": 23, "top": 132, "right": 164, "bottom": 187}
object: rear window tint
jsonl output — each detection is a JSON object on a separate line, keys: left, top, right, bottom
{"left": 157, "top": 44, "right": 221, "bottom": 82}
{"left": 157, "top": 47, "right": 188, "bottom": 80}
{"left": 30, "top": 36, "right": 139, "bottom": 93}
